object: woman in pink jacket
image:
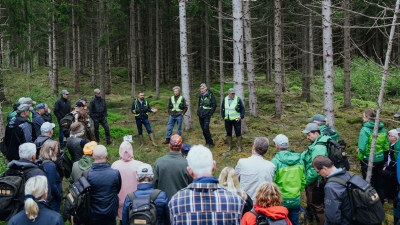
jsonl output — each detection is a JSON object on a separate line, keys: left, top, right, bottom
{"left": 111, "top": 141, "right": 143, "bottom": 222}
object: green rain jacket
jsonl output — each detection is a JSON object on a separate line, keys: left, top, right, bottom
{"left": 271, "top": 150, "right": 306, "bottom": 209}
{"left": 357, "top": 121, "right": 389, "bottom": 162}
{"left": 301, "top": 135, "right": 329, "bottom": 184}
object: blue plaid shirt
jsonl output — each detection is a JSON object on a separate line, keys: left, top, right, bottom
{"left": 168, "top": 177, "right": 244, "bottom": 225}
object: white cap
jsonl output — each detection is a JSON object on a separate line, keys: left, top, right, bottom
{"left": 273, "top": 134, "right": 289, "bottom": 148}
{"left": 137, "top": 163, "right": 153, "bottom": 175}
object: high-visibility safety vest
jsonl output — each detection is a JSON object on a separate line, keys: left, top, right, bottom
{"left": 171, "top": 96, "right": 183, "bottom": 112}
{"left": 224, "top": 96, "right": 240, "bottom": 120}
{"left": 134, "top": 99, "right": 148, "bottom": 117}
{"left": 200, "top": 94, "right": 212, "bottom": 109}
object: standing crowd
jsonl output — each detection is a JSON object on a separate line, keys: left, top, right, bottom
{"left": 2, "top": 84, "right": 400, "bottom": 225}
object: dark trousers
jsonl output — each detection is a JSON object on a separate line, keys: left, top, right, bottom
{"left": 305, "top": 179, "right": 326, "bottom": 225}
{"left": 199, "top": 116, "right": 213, "bottom": 145}
{"left": 361, "top": 160, "right": 385, "bottom": 202}
{"left": 135, "top": 118, "right": 152, "bottom": 135}
{"left": 224, "top": 119, "right": 241, "bottom": 137}
{"left": 93, "top": 117, "right": 111, "bottom": 143}
{"left": 57, "top": 120, "right": 65, "bottom": 147}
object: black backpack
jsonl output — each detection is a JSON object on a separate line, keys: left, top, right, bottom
{"left": 327, "top": 173, "right": 385, "bottom": 224}
{"left": 250, "top": 210, "right": 288, "bottom": 225}
{"left": 59, "top": 150, "right": 73, "bottom": 178}
{"left": 128, "top": 189, "right": 161, "bottom": 225}
{"left": 0, "top": 167, "right": 36, "bottom": 221}
{"left": 316, "top": 139, "right": 350, "bottom": 170}
{"left": 60, "top": 112, "right": 76, "bottom": 137}
{"left": 63, "top": 170, "right": 91, "bottom": 224}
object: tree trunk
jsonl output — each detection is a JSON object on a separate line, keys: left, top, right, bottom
{"left": 65, "top": 29, "right": 70, "bottom": 68}
{"left": 91, "top": 6, "right": 96, "bottom": 86}
{"left": 48, "top": 30, "right": 53, "bottom": 82}
{"left": 137, "top": 6, "right": 144, "bottom": 86}
{"left": 366, "top": 0, "right": 400, "bottom": 183}
{"left": 179, "top": 0, "right": 193, "bottom": 130}
{"left": 205, "top": 4, "right": 210, "bottom": 87}
{"left": 52, "top": 0, "right": 58, "bottom": 96}
{"left": 218, "top": 0, "right": 224, "bottom": 102}
{"left": 274, "top": 0, "right": 283, "bottom": 118}
{"left": 130, "top": 0, "right": 136, "bottom": 98}
{"left": 302, "top": 11, "right": 311, "bottom": 102}
{"left": 243, "top": 0, "right": 257, "bottom": 117}
{"left": 343, "top": 0, "right": 351, "bottom": 108}
{"left": 72, "top": 0, "right": 80, "bottom": 92}
{"left": 155, "top": 0, "right": 160, "bottom": 99}
{"left": 232, "top": 0, "right": 247, "bottom": 133}
{"left": 98, "top": 0, "right": 106, "bottom": 95}
{"left": 308, "top": 12, "right": 314, "bottom": 79}
{"left": 322, "top": 0, "right": 335, "bottom": 128}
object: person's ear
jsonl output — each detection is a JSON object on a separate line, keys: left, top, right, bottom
{"left": 212, "top": 160, "right": 216, "bottom": 173}
{"left": 187, "top": 166, "right": 195, "bottom": 178}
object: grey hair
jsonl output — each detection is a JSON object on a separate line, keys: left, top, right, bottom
{"left": 172, "top": 86, "right": 180, "bottom": 91}
{"left": 93, "top": 145, "right": 108, "bottom": 160}
{"left": 253, "top": 137, "right": 270, "bottom": 156}
{"left": 200, "top": 83, "right": 207, "bottom": 89}
{"left": 186, "top": 145, "right": 214, "bottom": 177}
{"left": 137, "top": 174, "right": 154, "bottom": 183}
{"left": 19, "top": 143, "right": 37, "bottom": 160}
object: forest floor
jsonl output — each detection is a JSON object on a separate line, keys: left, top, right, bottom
{"left": 1, "top": 67, "right": 400, "bottom": 224}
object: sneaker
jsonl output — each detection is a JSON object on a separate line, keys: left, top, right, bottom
{"left": 209, "top": 144, "right": 214, "bottom": 148}
{"left": 162, "top": 138, "right": 170, "bottom": 144}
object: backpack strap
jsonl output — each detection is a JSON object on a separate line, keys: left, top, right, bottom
{"left": 327, "top": 172, "right": 354, "bottom": 186}
{"left": 82, "top": 169, "right": 89, "bottom": 179}
{"left": 128, "top": 192, "right": 136, "bottom": 202}
{"left": 150, "top": 189, "right": 162, "bottom": 202}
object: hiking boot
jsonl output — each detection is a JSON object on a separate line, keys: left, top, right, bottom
{"left": 226, "top": 136, "right": 232, "bottom": 151}
{"left": 237, "top": 136, "right": 242, "bottom": 152}
{"left": 149, "top": 133, "right": 157, "bottom": 146}
{"left": 139, "top": 135, "right": 144, "bottom": 146}
{"left": 162, "top": 138, "right": 170, "bottom": 144}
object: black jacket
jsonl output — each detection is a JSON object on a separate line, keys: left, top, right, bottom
{"left": 89, "top": 96, "right": 108, "bottom": 119}
{"left": 54, "top": 97, "right": 71, "bottom": 121}
{"left": 4, "top": 159, "right": 46, "bottom": 181}
{"left": 4, "top": 115, "right": 36, "bottom": 161}
{"left": 197, "top": 90, "right": 216, "bottom": 118}
{"left": 131, "top": 99, "right": 152, "bottom": 120}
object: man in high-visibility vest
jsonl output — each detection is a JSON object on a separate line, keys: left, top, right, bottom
{"left": 220, "top": 88, "right": 245, "bottom": 152}
{"left": 197, "top": 83, "right": 217, "bottom": 148}
{"left": 162, "top": 86, "right": 188, "bottom": 144}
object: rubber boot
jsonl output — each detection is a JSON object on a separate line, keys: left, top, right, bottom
{"left": 149, "top": 133, "right": 158, "bottom": 146}
{"left": 226, "top": 136, "right": 232, "bottom": 151}
{"left": 237, "top": 136, "right": 242, "bottom": 152}
{"left": 162, "top": 138, "right": 170, "bottom": 144}
{"left": 139, "top": 135, "right": 144, "bottom": 146}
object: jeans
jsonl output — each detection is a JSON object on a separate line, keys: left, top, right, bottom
{"left": 199, "top": 116, "right": 213, "bottom": 145}
{"left": 224, "top": 119, "right": 241, "bottom": 137}
{"left": 135, "top": 118, "right": 152, "bottom": 135}
{"left": 166, "top": 114, "right": 183, "bottom": 138}
{"left": 57, "top": 120, "right": 65, "bottom": 147}
{"left": 287, "top": 205, "right": 300, "bottom": 225}
{"left": 93, "top": 117, "right": 111, "bottom": 143}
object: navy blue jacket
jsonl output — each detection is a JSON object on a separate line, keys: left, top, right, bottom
{"left": 8, "top": 201, "right": 64, "bottom": 225}
{"left": 42, "top": 160, "right": 62, "bottom": 204}
{"left": 4, "top": 115, "right": 36, "bottom": 161}
{"left": 32, "top": 111, "right": 45, "bottom": 138}
{"left": 122, "top": 183, "right": 170, "bottom": 225}
{"left": 88, "top": 162, "right": 121, "bottom": 222}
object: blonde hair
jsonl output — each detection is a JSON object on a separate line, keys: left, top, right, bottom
{"left": 255, "top": 182, "right": 283, "bottom": 207}
{"left": 25, "top": 176, "right": 48, "bottom": 221}
{"left": 218, "top": 167, "right": 247, "bottom": 200}
{"left": 39, "top": 140, "right": 59, "bottom": 161}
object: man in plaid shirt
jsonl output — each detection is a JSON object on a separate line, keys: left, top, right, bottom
{"left": 168, "top": 145, "right": 245, "bottom": 225}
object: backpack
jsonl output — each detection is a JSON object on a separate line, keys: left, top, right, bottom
{"left": 63, "top": 170, "right": 91, "bottom": 224}
{"left": 128, "top": 189, "right": 162, "bottom": 225}
{"left": 250, "top": 210, "right": 288, "bottom": 225}
{"left": 0, "top": 167, "right": 36, "bottom": 221}
{"left": 327, "top": 173, "right": 385, "bottom": 224}
{"left": 316, "top": 139, "right": 350, "bottom": 170}
{"left": 60, "top": 112, "right": 76, "bottom": 137}
{"left": 60, "top": 150, "right": 73, "bottom": 178}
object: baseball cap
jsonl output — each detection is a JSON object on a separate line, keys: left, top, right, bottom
{"left": 308, "top": 114, "right": 325, "bottom": 122}
{"left": 273, "top": 134, "right": 289, "bottom": 148}
{"left": 40, "top": 122, "right": 55, "bottom": 133}
{"left": 394, "top": 110, "right": 400, "bottom": 118}
{"left": 36, "top": 103, "right": 47, "bottom": 110}
{"left": 228, "top": 88, "right": 235, "bottom": 94}
{"left": 94, "top": 88, "right": 101, "bottom": 94}
{"left": 181, "top": 143, "right": 191, "bottom": 156}
{"left": 170, "top": 134, "right": 183, "bottom": 150}
{"left": 75, "top": 101, "right": 84, "bottom": 108}
{"left": 61, "top": 90, "right": 69, "bottom": 95}
{"left": 19, "top": 97, "right": 36, "bottom": 105}
{"left": 302, "top": 123, "right": 320, "bottom": 134}
{"left": 137, "top": 163, "right": 153, "bottom": 175}
{"left": 17, "top": 104, "right": 30, "bottom": 112}
{"left": 83, "top": 141, "right": 97, "bottom": 155}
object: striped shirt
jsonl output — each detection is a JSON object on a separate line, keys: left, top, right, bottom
{"left": 168, "top": 178, "right": 245, "bottom": 225}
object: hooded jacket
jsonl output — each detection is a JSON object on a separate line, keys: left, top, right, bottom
{"left": 241, "top": 205, "right": 293, "bottom": 225}
{"left": 4, "top": 115, "right": 36, "bottom": 161}
{"left": 111, "top": 141, "right": 143, "bottom": 220}
{"left": 357, "top": 121, "right": 389, "bottom": 162}
{"left": 301, "top": 135, "right": 329, "bottom": 184}
{"left": 271, "top": 150, "right": 306, "bottom": 208}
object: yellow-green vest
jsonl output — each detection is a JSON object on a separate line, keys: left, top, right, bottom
{"left": 171, "top": 96, "right": 183, "bottom": 112}
{"left": 224, "top": 96, "right": 240, "bottom": 120}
